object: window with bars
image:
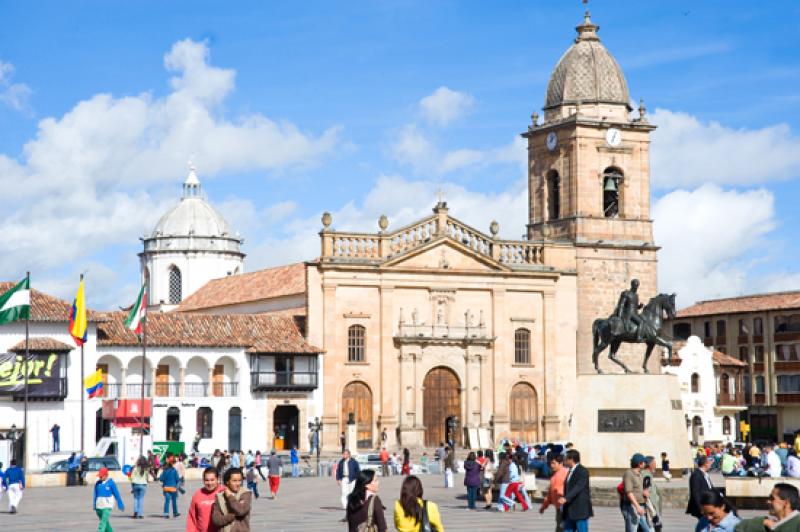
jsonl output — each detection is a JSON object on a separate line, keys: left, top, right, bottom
{"left": 196, "top": 407, "right": 212, "bottom": 438}
{"left": 514, "top": 328, "right": 531, "bottom": 365}
{"left": 168, "top": 267, "right": 182, "bottom": 304}
{"left": 722, "top": 416, "right": 731, "bottom": 435}
{"left": 691, "top": 373, "right": 700, "bottom": 393}
{"left": 347, "top": 325, "right": 366, "bottom": 363}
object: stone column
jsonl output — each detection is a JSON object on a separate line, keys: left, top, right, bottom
{"left": 542, "top": 290, "right": 561, "bottom": 440}
{"left": 179, "top": 366, "right": 186, "bottom": 397}
{"left": 207, "top": 366, "right": 214, "bottom": 397}
{"left": 150, "top": 366, "right": 157, "bottom": 397}
{"left": 321, "top": 284, "right": 339, "bottom": 452}
{"left": 378, "top": 286, "right": 398, "bottom": 448}
{"left": 491, "top": 289, "right": 510, "bottom": 441}
{"left": 120, "top": 367, "right": 127, "bottom": 399}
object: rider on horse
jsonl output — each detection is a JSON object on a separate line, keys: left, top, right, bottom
{"left": 613, "top": 279, "right": 644, "bottom": 342}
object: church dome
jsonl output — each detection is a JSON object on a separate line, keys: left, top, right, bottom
{"left": 150, "top": 167, "right": 235, "bottom": 240}
{"left": 544, "top": 11, "right": 631, "bottom": 111}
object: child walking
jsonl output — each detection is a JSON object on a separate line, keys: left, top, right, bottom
{"left": 246, "top": 465, "right": 260, "bottom": 499}
{"left": 93, "top": 467, "right": 124, "bottom": 531}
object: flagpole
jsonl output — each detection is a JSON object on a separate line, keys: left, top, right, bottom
{"left": 79, "top": 273, "right": 85, "bottom": 455}
{"left": 139, "top": 281, "right": 147, "bottom": 455}
{"left": 23, "top": 271, "right": 29, "bottom": 467}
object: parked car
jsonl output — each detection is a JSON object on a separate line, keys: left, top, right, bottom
{"left": 44, "top": 456, "right": 120, "bottom": 473}
{"left": 355, "top": 453, "right": 384, "bottom": 474}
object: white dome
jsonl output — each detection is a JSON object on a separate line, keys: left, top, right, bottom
{"left": 152, "top": 197, "right": 232, "bottom": 238}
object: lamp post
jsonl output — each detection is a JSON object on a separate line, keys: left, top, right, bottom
{"left": 308, "top": 416, "right": 321, "bottom": 473}
{"left": 8, "top": 423, "right": 18, "bottom": 462}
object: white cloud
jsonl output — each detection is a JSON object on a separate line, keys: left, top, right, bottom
{"left": 418, "top": 86, "right": 474, "bottom": 126}
{"left": 653, "top": 184, "right": 776, "bottom": 307}
{"left": 0, "top": 60, "right": 32, "bottom": 112}
{"left": 650, "top": 109, "right": 800, "bottom": 188}
{"left": 0, "top": 39, "right": 340, "bottom": 308}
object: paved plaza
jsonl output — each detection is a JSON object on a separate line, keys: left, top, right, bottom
{"left": 0, "top": 472, "right": 766, "bottom": 531}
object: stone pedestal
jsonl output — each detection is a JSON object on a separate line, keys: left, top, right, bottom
{"left": 346, "top": 423, "right": 358, "bottom": 452}
{"left": 568, "top": 374, "right": 692, "bottom": 476}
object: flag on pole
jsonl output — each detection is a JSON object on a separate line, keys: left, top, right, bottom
{"left": 0, "top": 277, "right": 31, "bottom": 325}
{"left": 69, "top": 278, "right": 88, "bottom": 346}
{"left": 124, "top": 283, "right": 147, "bottom": 337}
{"left": 84, "top": 368, "right": 104, "bottom": 398}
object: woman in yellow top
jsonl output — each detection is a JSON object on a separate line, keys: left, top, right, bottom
{"left": 393, "top": 475, "right": 444, "bottom": 532}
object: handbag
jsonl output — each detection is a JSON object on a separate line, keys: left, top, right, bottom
{"left": 421, "top": 500, "right": 438, "bottom": 532}
{"left": 356, "top": 496, "right": 378, "bottom": 532}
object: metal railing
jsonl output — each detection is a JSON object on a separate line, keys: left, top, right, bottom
{"left": 154, "top": 382, "right": 181, "bottom": 397}
{"left": 251, "top": 371, "right": 318, "bottom": 390}
{"left": 184, "top": 382, "right": 209, "bottom": 397}
{"left": 101, "top": 383, "right": 123, "bottom": 399}
{"left": 125, "top": 383, "right": 152, "bottom": 397}
{"left": 211, "top": 382, "right": 238, "bottom": 397}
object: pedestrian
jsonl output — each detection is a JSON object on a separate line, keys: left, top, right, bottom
{"left": 380, "top": 447, "right": 390, "bottom": 477}
{"left": 443, "top": 446, "right": 455, "bottom": 488}
{"left": 67, "top": 451, "right": 79, "bottom": 486}
{"left": 402, "top": 448, "right": 411, "bottom": 475}
{"left": 80, "top": 452, "right": 89, "bottom": 485}
{"left": 211, "top": 467, "right": 252, "bottom": 532}
{"left": 230, "top": 450, "right": 240, "bottom": 468}
{"left": 516, "top": 455, "right": 534, "bottom": 509}
{"left": 340, "top": 431, "right": 346, "bottom": 453}
{"left": 346, "top": 469, "right": 388, "bottom": 532}
{"left": 480, "top": 449, "right": 495, "bottom": 510}
{"left": 498, "top": 453, "right": 528, "bottom": 512}
{"left": 336, "top": 449, "right": 361, "bottom": 510}
{"left": 238, "top": 451, "right": 245, "bottom": 471}
{"left": 540, "top": 454, "right": 567, "bottom": 530}
{"left": 245, "top": 450, "right": 254, "bottom": 469}
{"left": 660, "top": 451, "right": 671, "bottom": 482}
{"left": 463, "top": 451, "right": 481, "bottom": 510}
{"left": 643, "top": 455, "right": 663, "bottom": 531}
{"left": 254, "top": 451, "right": 266, "bottom": 481}
{"left": 245, "top": 466, "right": 259, "bottom": 499}
{"left": 5, "top": 459, "right": 24, "bottom": 514}
{"left": 0, "top": 462, "right": 5, "bottom": 507}
{"left": 266, "top": 449, "right": 282, "bottom": 499}
{"left": 130, "top": 455, "right": 149, "bottom": 519}
{"left": 736, "top": 483, "right": 800, "bottom": 531}
{"left": 193, "top": 432, "right": 202, "bottom": 453}
{"left": 218, "top": 453, "right": 230, "bottom": 478}
{"left": 290, "top": 445, "right": 299, "bottom": 478}
{"left": 187, "top": 467, "right": 224, "bottom": 532}
{"left": 494, "top": 452, "right": 511, "bottom": 511}
{"left": 697, "top": 490, "right": 739, "bottom": 532}
{"left": 621, "top": 453, "right": 652, "bottom": 532}
{"left": 381, "top": 427, "right": 388, "bottom": 447}
{"left": 50, "top": 423, "right": 60, "bottom": 452}
{"left": 559, "top": 449, "right": 592, "bottom": 532}
{"left": 788, "top": 448, "right": 800, "bottom": 478}
{"left": 93, "top": 467, "right": 124, "bottom": 531}
{"left": 160, "top": 453, "right": 181, "bottom": 519}
{"left": 393, "top": 475, "right": 444, "bottom": 532}
{"left": 391, "top": 452, "right": 400, "bottom": 475}
{"left": 765, "top": 443, "right": 782, "bottom": 477}
{"left": 687, "top": 455, "right": 714, "bottom": 532}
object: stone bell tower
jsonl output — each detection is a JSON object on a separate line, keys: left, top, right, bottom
{"left": 523, "top": 11, "right": 659, "bottom": 373}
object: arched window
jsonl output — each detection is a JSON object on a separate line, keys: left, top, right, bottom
{"left": 720, "top": 373, "right": 730, "bottom": 395}
{"left": 168, "top": 266, "right": 182, "bottom": 304}
{"left": 722, "top": 416, "right": 731, "bottom": 435}
{"left": 754, "top": 318, "right": 764, "bottom": 336}
{"left": 602, "top": 167, "right": 623, "bottom": 218}
{"left": 514, "top": 328, "right": 531, "bottom": 365}
{"left": 755, "top": 375, "right": 765, "bottom": 394}
{"left": 547, "top": 170, "right": 560, "bottom": 220}
{"left": 347, "top": 325, "right": 366, "bottom": 363}
{"left": 691, "top": 373, "right": 700, "bottom": 393}
{"left": 196, "top": 407, "right": 212, "bottom": 438}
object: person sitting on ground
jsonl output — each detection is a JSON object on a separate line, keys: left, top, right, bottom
{"left": 393, "top": 475, "right": 444, "bottom": 532}
{"left": 346, "top": 469, "right": 388, "bottom": 532}
{"left": 211, "top": 467, "right": 252, "bottom": 532}
{"left": 787, "top": 448, "right": 800, "bottom": 479}
{"left": 736, "top": 483, "right": 800, "bottom": 531}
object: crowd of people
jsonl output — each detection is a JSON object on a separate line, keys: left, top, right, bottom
{"left": 696, "top": 440, "right": 800, "bottom": 479}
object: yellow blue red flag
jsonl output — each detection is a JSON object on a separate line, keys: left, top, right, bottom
{"left": 69, "top": 277, "right": 87, "bottom": 346}
{"left": 84, "top": 368, "right": 104, "bottom": 398}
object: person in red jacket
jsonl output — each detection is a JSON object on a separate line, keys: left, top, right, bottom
{"left": 187, "top": 467, "right": 224, "bottom": 532}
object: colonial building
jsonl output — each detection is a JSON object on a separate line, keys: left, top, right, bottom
{"left": 141, "top": 166, "right": 245, "bottom": 311}
{"left": 662, "top": 336, "right": 747, "bottom": 444}
{"left": 671, "top": 290, "right": 800, "bottom": 442}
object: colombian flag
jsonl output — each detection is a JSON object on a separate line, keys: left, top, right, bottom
{"left": 84, "top": 368, "right": 104, "bottom": 398}
{"left": 69, "top": 277, "right": 88, "bottom": 347}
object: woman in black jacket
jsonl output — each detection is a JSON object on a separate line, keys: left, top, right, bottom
{"left": 346, "top": 470, "right": 388, "bottom": 532}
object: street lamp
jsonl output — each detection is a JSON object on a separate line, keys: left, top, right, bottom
{"left": 173, "top": 421, "right": 183, "bottom": 442}
{"left": 308, "top": 416, "right": 322, "bottom": 473}
{"left": 8, "top": 423, "right": 18, "bottom": 462}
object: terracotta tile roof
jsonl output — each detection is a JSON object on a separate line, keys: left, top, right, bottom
{"left": 9, "top": 337, "right": 75, "bottom": 352}
{"left": 712, "top": 350, "right": 747, "bottom": 367}
{"left": 97, "top": 311, "right": 321, "bottom": 353}
{"left": 0, "top": 282, "right": 103, "bottom": 323}
{"left": 677, "top": 290, "right": 800, "bottom": 318}
{"left": 177, "top": 263, "right": 307, "bottom": 312}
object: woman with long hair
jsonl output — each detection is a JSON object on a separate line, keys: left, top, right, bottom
{"left": 346, "top": 469, "right": 387, "bottom": 532}
{"left": 402, "top": 448, "right": 411, "bottom": 475}
{"left": 463, "top": 452, "right": 481, "bottom": 510}
{"left": 699, "top": 490, "right": 739, "bottom": 531}
{"left": 130, "top": 455, "right": 149, "bottom": 519}
{"left": 211, "top": 467, "right": 252, "bottom": 531}
{"left": 393, "top": 475, "right": 445, "bottom": 532}
{"left": 481, "top": 449, "right": 494, "bottom": 510}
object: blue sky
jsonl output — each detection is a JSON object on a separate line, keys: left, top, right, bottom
{"left": 0, "top": 0, "right": 798, "bottom": 309}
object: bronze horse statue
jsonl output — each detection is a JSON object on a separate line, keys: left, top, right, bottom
{"left": 592, "top": 292, "right": 677, "bottom": 374}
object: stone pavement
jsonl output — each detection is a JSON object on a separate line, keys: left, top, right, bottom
{"left": 0, "top": 472, "right": 764, "bottom": 531}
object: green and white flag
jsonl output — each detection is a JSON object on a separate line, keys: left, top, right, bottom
{"left": 0, "top": 277, "right": 31, "bottom": 325}
{"left": 124, "top": 283, "right": 147, "bottom": 337}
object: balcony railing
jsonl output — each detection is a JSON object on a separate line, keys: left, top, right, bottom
{"left": 754, "top": 393, "right": 766, "bottom": 405}
{"left": 211, "top": 382, "right": 238, "bottom": 397}
{"left": 101, "top": 383, "right": 123, "bottom": 399}
{"left": 251, "top": 371, "right": 318, "bottom": 391}
{"left": 396, "top": 323, "right": 489, "bottom": 340}
{"left": 154, "top": 382, "right": 181, "bottom": 397}
{"left": 717, "top": 392, "right": 745, "bottom": 406}
{"left": 777, "top": 393, "right": 800, "bottom": 404}
{"left": 184, "top": 382, "right": 209, "bottom": 397}
{"left": 126, "top": 383, "right": 151, "bottom": 397}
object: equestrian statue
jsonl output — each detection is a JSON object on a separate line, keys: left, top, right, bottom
{"left": 592, "top": 279, "right": 677, "bottom": 374}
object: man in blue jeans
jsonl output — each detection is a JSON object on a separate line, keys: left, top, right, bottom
{"left": 559, "top": 449, "right": 592, "bottom": 532}
{"left": 621, "top": 453, "right": 652, "bottom": 532}
{"left": 290, "top": 445, "right": 299, "bottom": 477}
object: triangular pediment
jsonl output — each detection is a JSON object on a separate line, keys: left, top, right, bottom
{"left": 382, "top": 237, "right": 509, "bottom": 271}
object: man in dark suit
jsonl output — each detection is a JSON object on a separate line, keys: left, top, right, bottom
{"left": 558, "top": 449, "right": 593, "bottom": 532}
{"left": 686, "top": 455, "right": 714, "bottom": 532}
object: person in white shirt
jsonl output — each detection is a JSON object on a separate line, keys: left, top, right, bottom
{"left": 766, "top": 444, "right": 783, "bottom": 478}
{"left": 787, "top": 449, "right": 800, "bottom": 478}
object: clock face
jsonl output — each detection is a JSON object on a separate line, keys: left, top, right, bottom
{"left": 546, "top": 132, "right": 558, "bottom": 152}
{"left": 605, "top": 128, "right": 622, "bottom": 147}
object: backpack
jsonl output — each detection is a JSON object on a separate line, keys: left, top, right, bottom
{"left": 356, "top": 496, "right": 378, "bottom": 532}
